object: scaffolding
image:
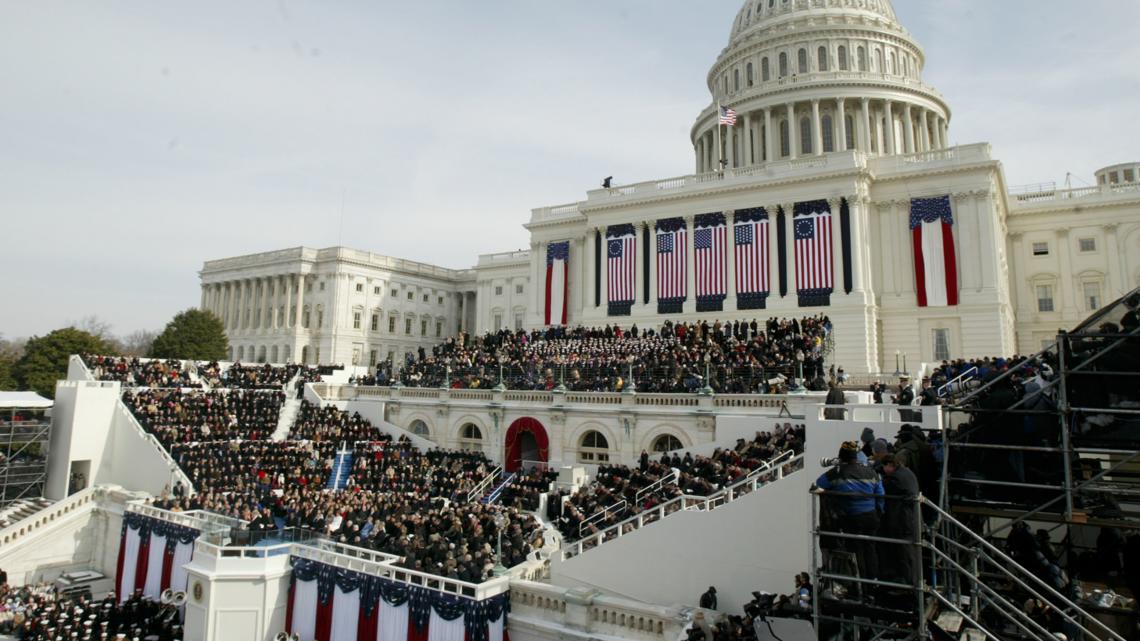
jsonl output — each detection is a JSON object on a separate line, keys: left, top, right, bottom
{"left": 0, "top": 403, "right": 52, "bottom": 507}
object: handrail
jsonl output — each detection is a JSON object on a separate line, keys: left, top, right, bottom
{"left": 0, "top": 487, "right": 102, "bottom": 550}
{"left": 466, "top": 466, "right": 503, "bottom": 503}
{"left": 482, "top": 473, "right": 516, "bottom": 506}
{"left": 579, "top": 499, "right": 628, "bottom": 537}
{"left": 952, "top": 344, "right": 1056, "bottom": 408}
{"left": 634, "top": 470, "right": 677, "bottom": 505}
{"left": 115, "top": 402, "right": 196, "bottom": 495}
{"left": 921, "top": 497, "right": 1127, "bottom": 641}
{"left": 564, "top": 453, "right": 804, "bottom": 559}
{"left": 936, "top": 366, "right": 977, "bottom": 398}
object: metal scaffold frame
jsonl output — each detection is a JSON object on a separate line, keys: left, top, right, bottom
{"left": 0, "top": 404, "right": 52, "bottom": 507}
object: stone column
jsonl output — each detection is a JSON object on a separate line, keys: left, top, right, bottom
{"left": 634, "top": 223, "right": 646, "bottom": 308}
{"left": 836, "top": 98, "right": 848, "bottom": 152}
{"left": 283, "top": 275, "right": 293, "bottom": 328}
{"left": 696, "top": 138, "right": 703, "bottom": 174}
{"left": 600, "top": 229, "right": 609, "bottom": 310}
{"left": 530, "top": 241, "right": 542, "bottom": 324}
{"left": 768, "top": 205, "right": 781, "bottom": 298}
{"left": 811, "top": 99, "right": 823, "bottom": 156}
{"left": 647, "top": 221, "right": 658, "bottom": 309}
{"left": 1007, "top": 232, "right": 1023, "bottom": 313}
{"left": 783, "top": 203, "right": 797, "bottom": 296}
{"left": 902, "top": 104, "right": 915, "bottom": 154}
{"left": 883, "top": 100, "right": 895, "bottom": 155}
{"left": 874, "top": 202, "right": 896, "bottom": 296}
{"left": 684, "top": 216, "right": 696, "bottom": 313}
{"left": 919, "top": 109, "right": 931, "bottom": 152}
{"left": 939, "top": 118, "right": 949, "bottom": 148}
{"left": 726, "top": 124, "right": 736, "bottom": 169}
{"left": 848, "top": 196, "right": 869, "bottom": 296}
{"left": 787, "top": 103, "right": 798, "bottom": 159}
{"left": 1104, "top": 223, "right": 1121, "bottom": 298}
{"left": 259, "top": 277, "right": 270, "bottom": 331}
{"left": 828, "top": 198, "right": 844, "bottom": 293}
{"left": 860, "top": 98, "right": 872, "bottom": 153}
{"left": 764, "top": 107, "right": 775, "bottom": 162}
{"left": 294, "top": 274, "right": 306, "bottom": 331}
{"left": 743, "top": 113, "right": 753, "bottom": 165}
{"left": 234, "top": 279, "right": 245, "bottom": 330}
{"left": 584, "top": 228, "right": 596, "bottom": 309}
{"left": 726, "top": 212, "right": 737, "bottom": 309}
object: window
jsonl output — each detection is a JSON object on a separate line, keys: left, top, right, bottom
{"left": 1036, "top": 285, "right": 1055, "bottom": 313}
{"left": 420, "top": 320, "right": 428, "bottom": 336}
{"left": 374, "top": 286, "right": 381, "bottom": 295}
{"left": 1078, "top": 238, "right": 1096, "bottom": 252}
{"left": 579, "top": 430, "right": 610, "bottom": 463}
{"left": 800, "top": 117, "right": 812, "bottom": 154}
{"left": 389, "top": 316, "right": 396, "bottom": 333}
{"left": 438, "top": 296, "right": 444, "bottom": 305}
{"left": 1083, "top": 282, "right": 1101, "bottom": 311}
{"left": 817, "top": 46, "right": 828, "bottom": 71}
{"left": 493, "top": 313, "right": 503, "bottom": 329}
{"left": 459, "top": 424, "right": 483, "bottom": 452}
{"left": 845, "top": 115, "right": 855, "bottom": 150}
{"left": 761, "top": 57, "right": 770, "bottom": 81}
{"left": 746, "top": 62, "right": 754, "bottom": 86}
{"left": 353, "top": 312, "right": 361, "bottom": 329}
{"left": 838, "top": 46, "right": 848, "bottom": 70}
{"left": 317, "top": 310, "right": 323, "bottom": 328}
{"left": 932, "top": 328, "right": 951, "bottom": 362}
{"left": 779, "top": 52, "right": 788, "bottom": 77}
{"left": 436, "top": 321, "right": 442, "bottom": 337}
{"left": 1109, "top": 172, "right": 1120, "bottom": 184}
{"left": 515, "top": 284, "right": 523, "bottom": 294}
{"left": 355, "top": 283, "right": 363, "bottom": 292}
{"left": 319, "top": 281, "right": 325, "bottom": 291}
{"left": 734, "top": 68, "right": 740, "bottom": 91}
{"left": 305, "top": 282, "right": 313, "bottom": 293}
{"left": 1125, "top": 169, "right": 1135, "bottom": 182}
{"left": 797, "top": 48, "right": 808, "bottom": 73}
{"left": 822, "top": 115, "right": 834, "bottom": 152}
{"left": 369, "top": 350, "right": 377, "bottom": 366}
{"left": 780, "top": 120, "right": 790, "bottom": 157}
{"left": 889, "top": 51, "right": 897, "bottom": 74}
{"left": 423, "top": 294, "right": 429, "bottom": 302}
{"left": 1032, "top": 242, "right": 1049, "bottom": 256}
{"left": 495, "top": 285, "right": 503, "bottom": 296}
{"left": 391, "top": 289, "right": 398, "bottom": 297}
{"left": 407, "top": 291, "right": 413, "bottom": 300}
{"left": 371, "top": 314, "right": 379, "bottom": 331}
{"left": 409, "top": 420, "right": 430, "bottom": 438}
{"left": 387, "top": 350, "right": 395, "bottom": 363}
{"left": 405, "top": 318, "right": 413, "bottom": 334}
{"left": 857, "top": 47, "right": 867, "bottom": 71}
{"left": 303, "top": 308, "right": 311, "bottom": 328}
{"left": 514, "top": 312, "right": 524, "bottom": 330}
{"left": 652, "top": 434, "right": 683, "bottom": 453}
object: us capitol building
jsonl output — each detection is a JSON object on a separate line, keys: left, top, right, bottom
{"left": 199, "top": 0, "right": 1140, "bottom": 373}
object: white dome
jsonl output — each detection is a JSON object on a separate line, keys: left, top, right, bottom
{"left": 730, "top": 0, "right": 899, "bottom": 43}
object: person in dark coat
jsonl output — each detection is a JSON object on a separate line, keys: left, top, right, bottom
{"left": 699, "top": 586, "right": 718, "bottom": 610}
{"left": 639, "top": 450, "right": 650, "bottom": 473}
{"left": 880, "top": 454, "right": 920, "bottom": 586}
{"left": 824, "top": 383, "right": 846, "bottom": 420}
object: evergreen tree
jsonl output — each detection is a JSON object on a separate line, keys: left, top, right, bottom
{"left": 150, "top": 309, "right": 228, "bottom": 361}
{"left": 14, "top": 328, "right": 115, "bottom": 398}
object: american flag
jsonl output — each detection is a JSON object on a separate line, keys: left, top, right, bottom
{"left": 694, "top": 215, "right": 726, "bottom": 300}
{"left": 734, "top": 208, "right": 770, "bottom": 299}
{"left": 607, "top": 231, "right": 636, "bottom": 305}
{"left": 719, "top": 106, "right": 737, "bottom": 126}
{"left": 656, "top": 221, "right": 687, "bottom": 304}
{"left": 793, "top": 203, "right": 834, "bottom": 297}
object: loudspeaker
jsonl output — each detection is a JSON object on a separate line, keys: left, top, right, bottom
{"left": 754, "top": 617, "right": 816, "bottom": 641}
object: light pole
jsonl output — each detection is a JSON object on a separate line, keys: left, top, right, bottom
{"left": 700, "top": 353, "right": 714, "bottom": 396}
{"left": 494, "top": 353, "right": 507, "bottom": 392}
{"left": 624, "top": 355, "right": 637, "bottom": 395}
{"left": 492, "top": 512, "right": 508, "bottom": 576}
{"left": 554, "top": 355, "right": 567, "bottom": 393}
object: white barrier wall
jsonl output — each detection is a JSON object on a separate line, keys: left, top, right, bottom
{"left": 47, "top": 380, "right": 121, "bottom": 500}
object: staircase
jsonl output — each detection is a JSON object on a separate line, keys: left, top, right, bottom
{"left": 0, "top": 497, "right": 55, "bottom": 529}
{"left": 480, "top": 473, "right": 516, "bottom": 505}
{"left": 325, "top": 449, "right": 353, "bottom": 491}
{"left": 272, "top": 374, "right": 304, "bottom": 441}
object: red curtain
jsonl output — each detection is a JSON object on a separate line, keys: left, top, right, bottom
{"left": 114, "top": 528, "right": 127, "bottom": 598}
{"left": 285, "top": 581, "right": 296, "bottom": 634}
{"left": 315, "top": 597, "right": 334, "bottom": 641}
{"left": 132, "top": 534, "right": 150, "bottom": 598}
{"left": 408, "top": 620, "right": 429, "bottom": 641}
{"left": 160, "top": 544, "right": 175, "bottom": 592}
{"left": 504, "top": 417, "right": 549, "bottom": 472}
{"left": 357, "top": 601, "right": 378, "bottom": 641}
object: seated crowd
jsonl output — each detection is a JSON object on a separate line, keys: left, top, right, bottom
{"left": 123, "top": 388, "right": 285, "bottom": 447}
{"left": 83, "top": 355, "right": 191, "bottom": 388}
{"left": 365, "top": 316, "right": 831, "bottom": 393}
{"left": 553, "top": 424, "right": 805, "bottom": 542}
{"left": 0, "top": 580, "right": 179, "bottom": 641}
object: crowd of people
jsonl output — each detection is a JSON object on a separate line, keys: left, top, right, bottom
{"left": 553, "top": 424, "right": 805, "bottom": 543}
{"left": 366, "top": 317, "right": 831, "bottom": 393}
{"left": 83, "top": 355, "right": 192, "bottom": 388}
{"left": 123, "top": 388, "right": 285, "bottom": 446}
{"left": 0, "top": 579, "right": 180, "bottom": 641}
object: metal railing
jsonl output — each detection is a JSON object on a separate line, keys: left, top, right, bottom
{"left": 634, "top": 470, "right": 677, "bottom": 505}
{"left": 466, "top": 465, "right": 503, "bottom": 503}
{"left": 936, "top": 366, "right": 977, "bottom": 398}
{"left": 578, "top": 500, "right": 628, "bottom": 538}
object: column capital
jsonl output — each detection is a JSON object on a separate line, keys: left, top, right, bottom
{"left": 781, "top": 202, "right": 795, "bottom": 215}
{"left": 810, "top": 98, "right": 820, "bottom": 106}
{"left": 1103, "top": 222, "right": 1120, "bottom": 233}
{"left": 1055, "top": 227, "right": 1071, "bottom": 238}
{"left": 1007, "top": 231, "right": 1024, "bottom": 241}
{"left": 826, "top": 197, "right": 843, "bottom": 212}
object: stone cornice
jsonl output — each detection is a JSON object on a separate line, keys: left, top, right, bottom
{"left": 716, "top": 21, "right": 922, "bottom": 76}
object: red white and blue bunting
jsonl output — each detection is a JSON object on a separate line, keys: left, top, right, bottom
{"left": 286, "top": 557, "right": 510, "bottom": 641}
{"left": 115, "top": 513, "right": 200, "bottom": 603}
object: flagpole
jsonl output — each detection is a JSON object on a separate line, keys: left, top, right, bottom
{"left": 715, "top": 102, "right": 724, "bottom": 175}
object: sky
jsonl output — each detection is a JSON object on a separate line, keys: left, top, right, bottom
{"left": 1, "top": 0, "right": 1138, "bottom": 340}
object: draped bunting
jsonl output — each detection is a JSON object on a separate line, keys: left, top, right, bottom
{"left": 289, "top": 557, "right": 510, "bottom": 641}
{"left": 606, "top": 224, "right": 637, "bottom": 316}
{"left": 733, "top": 207, "right": 770, "bottom": 310}
{"left": 143, "top": 532, "right": 167, "bottom": 599}
{"left": 116, "top": 512, "right": 201, "bottom": 602}
{"left": 655, "top": 217, "right": 688, "bottom": 314}
{"left": 694, "top": 212, "right": 727, "bottom": 312}
{"left": 792, "top": 200, "right": 834, "bottom": 307}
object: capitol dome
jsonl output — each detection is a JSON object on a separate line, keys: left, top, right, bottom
{"left": 691, "top": 0, "right": 952, "bottom": 173}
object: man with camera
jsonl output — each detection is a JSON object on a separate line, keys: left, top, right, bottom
{"left": 815, "top": 442, "right": 884, "bottom": 587}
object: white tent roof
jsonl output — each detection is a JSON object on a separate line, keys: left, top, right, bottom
{"left": 0, "top": 391, "right": 53, "bottom": 409}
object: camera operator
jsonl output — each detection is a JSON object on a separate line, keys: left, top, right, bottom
{"left": 815, "top": 442, "right": 884, "bottom": 585}
{"left": 879, "top": 454, "right": 920, "bottom": 588}
{"left": 773, "top": 572, "right": 813, "bottom": 620}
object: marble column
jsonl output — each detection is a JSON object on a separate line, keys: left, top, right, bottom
{"left": 530, "top": 242, "right": 542, "bottom": 324}
{"left": 848, "top": 197, "right": 869, "bottom": 295}
{"left": 259, "top": 277, "right": 270, "bottom": 331}
{"left": 828, "top": 198, "right": 844, "bottom": 292}
{"left": 902, "top": 104, "right": 915, "bottom": 154}
{"left": 635, "top": 223, "right": 646, "bottom": 308}
{"left": 684, "top": 216, "right": 696, "bottom": 313}
{"left": 783, "top": 203, "right": 797, "bottom": 296}
{"left": 284, "top": 275, "right": 293, "bottom": 328}
{"left": 768, "top": 204, "right": 781, "bottom": 298}
{"left": 585, "top": 228, "right": 597, "bottom": 309}
{"left": 836, "top": 98, "right": 848, "bottom": 152}
{"left": 1056, "top": 228, "right": 1077, "bottom": 315}
{"left": 764, "top": 107, "right": 775, "bottom": 162}
{"left": 919, "top": 109, "right": 931, "bottom": 152}
{"left": 883, "top": 100, "right": 895, "bottom": 155}
{"left": 726, "top": 212, "right": 738, "bottom": 309}
{"left": 600, "top": 229, "right": 609, "bottom": 310}
{"left": 648, "top": 221, "right": 658, "bottom": 309}
{"left": 860, "top": 98, "right": 872, "bottom": 153}
{"left": 743, "top": 113, "right": 753, "bottom": 165}
{"left": 294, "top": 275, "right": 306, "bottom": 330}
{"left": 1104, "top": 223, "right": 1121, "bottom": 298}
{"left": 787, "top": 103, "right": 798, "bottom": 160}
{"left": 811, "top": 99, "right": 823, "bottom": 156}
{"left": 726, "top": 124, "right": 736, "bottom": 169}
{"left": 940, "top": 118, "right": 949, "bottom": 148}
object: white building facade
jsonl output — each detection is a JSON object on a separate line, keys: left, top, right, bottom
{"left": 201, "top": 0, "right": 1140, "bottom": 371}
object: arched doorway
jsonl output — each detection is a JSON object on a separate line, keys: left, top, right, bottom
{"left": 504, "top": 417, "right": 549, "bottom": 473}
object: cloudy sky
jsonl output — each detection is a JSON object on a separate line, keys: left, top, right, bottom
{"left": 1, "top": 0, "right": 1137, "bottom": 339}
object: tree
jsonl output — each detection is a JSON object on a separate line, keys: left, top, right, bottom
{"left": 0, "top": 337, "right": 21, "bottom": 391}
{"left": 150, "top": 309, "right": 228, "bottom": 361}
{"left": 120, "top": 329, "right": 158, "bottom": 357}
{"left": 13, "top": 328, "right": 116, "bottom": 398}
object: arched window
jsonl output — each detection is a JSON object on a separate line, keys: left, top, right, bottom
{"left": 746, "top": 62, "right": 754, "bottom": 86}
{"left": 734, "top": 68, "right": 740, "bottom": 92}
{"left": 458, "top": 423, "right": 483, "bottom": 452}
{"left": 889, "top": 51, "right": 897, "bottom": 75}
{"left": 779, "top": 120, "right": 790, "bottom": 157}
{"left": 761, "top": 57, "right": 770, "bottom": 82}
{"left": 778, "top": 52, "right": 788, "bottom": 77}
{"left": 817, "top": 46, "right": 828, "bottom": 71}
{"left": 257, "top": 345, "right": 267, "bottom": 363}
{"left": 857, "top": 47, "right": 867, "bottom": 71}
{"left": 876, "top": 49, "right": 884, "bottom": 73}
{"left": 845, "top": 115, "right": 856, "bottom": 150}
{"left": 301, "top": 345, "right": 309, "bottom": 364}
{"left": 579, "top": 430, "right": 610, "bottom": 463}
{"left": 800, "top": 117, "right": 813, "bottom": 154}
{"left": 838, "top": 46, "right": 848, "bottom": 70}
{"left": 652, "top": 434, "right": 684, "bottom": 453}
{"left": 821, "top": 115, "right": 834, "bottom": 152}
{"left": 409, "top": 420, "right": 430, "bottom": 438}
{"left": 237, "top": 345, "right": 245, "bottom": 361}
{"left": 271, "top": 346, "right": 279, "bottom": 363}
{"left": 797, "top": 48, "right": 808, "bottom": 73}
